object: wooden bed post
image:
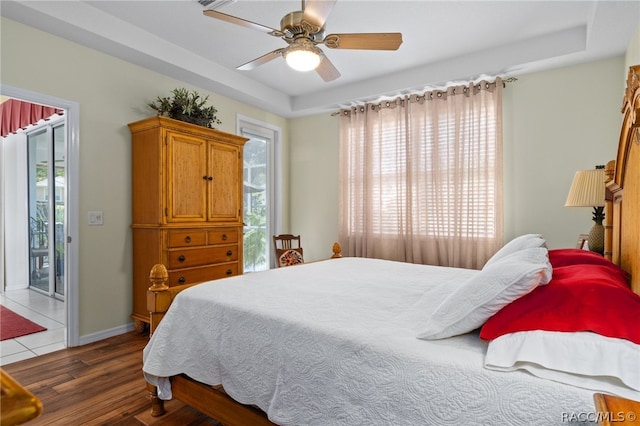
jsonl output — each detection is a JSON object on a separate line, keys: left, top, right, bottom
{"left": 147, "top": 264, "right": 171, "bottom": 337}
{"left": 146, "top": 264, "right": 170, "bottom": 417}
{"left": 147, "top": 382, "right": 166, "bottom": 417}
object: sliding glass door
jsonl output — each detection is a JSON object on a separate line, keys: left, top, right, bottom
{"left": 27, "top": 122, "right": 65, "bottom": 298}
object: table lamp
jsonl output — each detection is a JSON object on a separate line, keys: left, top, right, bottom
{"left": 564, "top": 165, "right": 606, "bottom": 254}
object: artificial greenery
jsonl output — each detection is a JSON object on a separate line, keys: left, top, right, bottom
{"left": 148, "top": 88, "right": 221, "bottom": 128}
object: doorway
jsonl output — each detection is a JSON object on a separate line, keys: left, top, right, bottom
{"left": 1, "top": 85, "right": 80, "bottom": 348}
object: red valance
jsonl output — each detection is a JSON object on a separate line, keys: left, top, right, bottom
{"left": 0, "top": 99, "right": 64, "bottom": 138}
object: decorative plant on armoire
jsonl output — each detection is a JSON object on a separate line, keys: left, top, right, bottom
{"left": 148, "top": 88, "right": 221, "bottom": 128}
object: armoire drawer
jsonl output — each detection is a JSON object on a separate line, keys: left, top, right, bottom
{"left": 167, "top": 230, "right": 207, "bottom": 248}
{"left": 167, "top": 245, "right": 239, "bottom": 269}
{"left": 208, "top": 228, "right": 238, "bottom": 244}
{"left": 167, "top": 263, "right": 239, "bottom": 286}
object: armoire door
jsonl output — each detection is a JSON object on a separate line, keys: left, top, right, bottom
{"left": 166, "top": 131, "right": 208, "bottom": 222}
{"left": 208, "top": 142, "right": 242, "bottom": 222}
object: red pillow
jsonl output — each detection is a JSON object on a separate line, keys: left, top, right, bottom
{"left": 480, "top": 264, "right": 640, "bottom": 344}
{"left": 552, "top": 264, "right": 630, "bottom": 287}
{"left": 547, "top": 248, "right": 601, "bottom": 264}
{"left": 548, "top": 249, "right": 630, "bottom": 282}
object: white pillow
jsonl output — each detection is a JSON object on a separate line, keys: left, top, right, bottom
{"left": 484, "top": 234, "right": 546, "bottom": 268}
{"left": 485, "top": 330, "right": 640, "bottom": 401}
{"left": 417, "top": 247, "right": 551, "bottom": 340}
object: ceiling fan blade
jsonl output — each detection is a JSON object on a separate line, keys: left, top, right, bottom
{"left": 316, "top": 55, "right": 341, "bottom": 82}
{"left": 237, "top": 48, "right": 285, "bottom": 71}
{"left": 323, "top": 33, "right": 403, "bottom": 50}
{"left": 203, "top": 9, "right": 284, "bottom": 37}
{"left": 302, "top": 0, "right": 337, "bottom": 30}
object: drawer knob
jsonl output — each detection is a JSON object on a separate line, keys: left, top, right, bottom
{"left": 202, "top": 176, "right": 213, "bottom": 181}
{"left": 226, "top": 269, "right": 233, "bottom": 275}
{"left": 185, "top": 236, "right": 191, "bottom": 243}
{"left": 222, "top": 234, "right": 227, "bottom": 241}
{"left": 226, "top": 250, "right": 233, "bottom": 256}
{"left": 178, "top": 276, "right": 186, "bottom": 284}
{"left": 178, "top": 255, "right": 186, "bottom": 262}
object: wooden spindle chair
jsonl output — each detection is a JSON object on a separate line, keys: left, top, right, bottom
{"left": 273, "top": 234, "right": 304, "bottom": 267}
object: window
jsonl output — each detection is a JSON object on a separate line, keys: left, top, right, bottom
{"left": 339, "top": 80, "right": 503, "bottom": 269}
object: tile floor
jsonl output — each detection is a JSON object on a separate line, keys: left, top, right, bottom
{"left": 0, "top": 289, "right": 66, "bottom": 366}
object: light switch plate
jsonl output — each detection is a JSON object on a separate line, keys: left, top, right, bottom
{"left": 88, "top": 211, "right": 103, "bottom": 225}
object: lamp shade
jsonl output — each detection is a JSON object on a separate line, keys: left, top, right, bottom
{"left": 564, "top": 168, "right": 606, "bottom": 207}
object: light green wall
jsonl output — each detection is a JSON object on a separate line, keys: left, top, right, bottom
{"left": 289, "top": 114, "right": 339, "bottom": 260}
{"left": 502, "top": 57, "right": 624, "bottom": 248}
{"left": 626, "top": 26, "right": 640, "bottom": 70}
{"left": 1, "top": 17, "right": 289, "bottom": 338}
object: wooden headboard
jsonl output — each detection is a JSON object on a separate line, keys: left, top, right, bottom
{"left": 604, "top": 64, "right": 640, "bottom": 294}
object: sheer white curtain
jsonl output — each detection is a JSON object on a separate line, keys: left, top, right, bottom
{"left": 339, "top": 79, "right": 503, "bottom": 269}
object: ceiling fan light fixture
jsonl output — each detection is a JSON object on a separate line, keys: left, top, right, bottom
{"left": 284, "top": 41, "right": 322, "bottom": 72}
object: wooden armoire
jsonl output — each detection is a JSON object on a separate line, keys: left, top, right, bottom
{"left": 129, "top": 116, "right": 248, "bottom": 330}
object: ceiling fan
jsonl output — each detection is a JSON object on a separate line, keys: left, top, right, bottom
{"left": 203, "top": 0, "right": 402, "bottom": 82}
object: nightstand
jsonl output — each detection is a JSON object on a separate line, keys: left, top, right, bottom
{"left": 593, "top": 393, "right": 640, "bottom": 425}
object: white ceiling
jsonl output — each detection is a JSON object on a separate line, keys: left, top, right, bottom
{"left": 2, "top": 1, "right": 639, "bottom": 117}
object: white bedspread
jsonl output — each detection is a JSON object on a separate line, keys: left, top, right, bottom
{"left": 143, "top": 257, "right": 594, "bottom": 425}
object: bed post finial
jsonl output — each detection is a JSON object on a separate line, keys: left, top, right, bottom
{"left": 604, "top": 161, "right": 615, "bottom": 183}
{"left": 149, "top": 264, "right": 169, "bottom": 291}
{"left": 332, "top": 242, "right": 343, "bottom": 258}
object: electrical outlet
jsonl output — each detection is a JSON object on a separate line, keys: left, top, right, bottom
{"left": 88, "top": 211, "right": 103, "bottom": 226}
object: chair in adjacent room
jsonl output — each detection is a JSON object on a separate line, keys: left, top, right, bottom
{"left": 273, "top": 234, "right": 304, "bottom": 267}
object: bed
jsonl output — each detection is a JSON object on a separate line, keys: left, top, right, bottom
{"left": 142, "top": 65, "right": 640, "bottom": 425}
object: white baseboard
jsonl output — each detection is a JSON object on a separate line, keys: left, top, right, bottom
{"left": 76, "top": 322, "right": 137, "bottom": 346}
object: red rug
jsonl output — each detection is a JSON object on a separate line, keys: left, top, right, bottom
{"left": 0, "top": 305, "right": 47, "bottom": 340}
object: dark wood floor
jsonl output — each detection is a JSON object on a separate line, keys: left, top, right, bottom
{"left": 2, "top": 331, "right": 220, "bottom": 425}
